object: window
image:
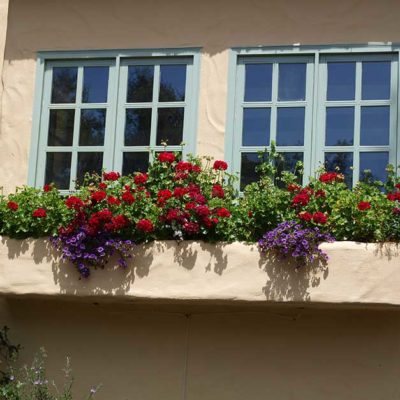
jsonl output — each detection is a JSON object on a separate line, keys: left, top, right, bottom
{"left": 228, "top": 46, "right": 399, "bottom": 188}
{"left": 29, "top": 49, "right": 200, "bottom": 191}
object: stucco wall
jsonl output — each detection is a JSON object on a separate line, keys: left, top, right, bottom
{"left": 0, "top": 0, "right": 9, "bottom": 137}
{"left": 1, "top": 0, "right": 400, "bottom": 191}
{"left": 1, "top": 297, "right": 400, "bottom": 400}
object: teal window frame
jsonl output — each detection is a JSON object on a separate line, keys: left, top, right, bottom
{"left": 28, "top": 48, "right": 201, "bottom": 191}
{"left": 226, "top": 44, "right": 400, "bottom": 187}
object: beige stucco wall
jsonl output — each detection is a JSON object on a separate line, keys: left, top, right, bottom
{"left": 1, "top": 297, "right": 400, "bottom": 399}
{"left": 1, "top": 0, "right": 400, "bottom": 191}
{"left": 0, "top": 0, "right": 9, "bottom": 137}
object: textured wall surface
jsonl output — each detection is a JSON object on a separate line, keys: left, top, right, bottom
{"left": 1, "top": 239, "right": 400, "bottom": 306}
{"left": 2, "top": 0, "right": 400, "bottom": 191}
{"left": 0, "top": 0, "right": 9, "bottom": 137}
{"left": 1, "top": 298, "right": 400, "bottom": 400}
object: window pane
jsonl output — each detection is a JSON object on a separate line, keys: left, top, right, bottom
{"left": 79, "top": 109, "right": 106, "bottom": 146}
{"left": 244, "top": 64, "right": 272, "bottom": 102}
{"left": 82, "top": 66, "right": 109, "bottom": 103}
{"left": 159, "top": 65, "right": 186, "bottom": 102}
{"left": 156, "top": 107, "right": 184, "bottom": 145}
{"left": 48, "top": 109, "right": 75, "bottom": 146}
{"left": 76, "top": 152, "right": 103, "bottom": 186}
{"left": 327, "top": 62, "right": 356, "bottom": 101}
{"left": 278, "top": 63, "right": 306, "bottom": 101}
{"left": 360, "top": 152, "right": 388, "bottom": 182}
{"left": 125, "top": 109, "right": 152, "bottom": 146}
{"left": 276, "top": 107, "right": 305, "bottom": 146}
{"left": 51, "top": 67, "right": 78, "bottom": 104}
{"left": 242, "top": 108, "right": 270, "bottom": 146}
{"left": 362, "top": 61, "right": 391, "bottom": 100}
{"left": 360, "top": 106, "right": 390, "bottom": 146}
{"left": 325, "top": 107, "right": 354, "bottom": 146}
{"left": 240, "top": 152, "right": 267, "bottom": 191}
{"left": 127, "top": 66, "right": 154, "bottom": 103}
{"left": 45, "top": 152, "right": 71, "bottom": 190}
{"left": 122, "top": 152, "right": 149, "bottom": 175}
{"left": 325, "top": 152, "right": 353, "bottom": 187}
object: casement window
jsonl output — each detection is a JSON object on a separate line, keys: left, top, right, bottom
{"left": 29, "top": 49, "right": 200, "bottom": 191}
{"left": 227, "top": 46, "right": 399, "bottom": 189}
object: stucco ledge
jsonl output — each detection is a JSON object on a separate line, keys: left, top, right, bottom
{"left": 0, "top": 238, "right": 399, "bottom": 306}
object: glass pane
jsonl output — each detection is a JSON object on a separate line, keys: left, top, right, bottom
{"left": 360, "top": 152, "right": 388, "bottom": 182}
{"left": 122, "top": 152, "right": 149, "bottom": 175}
{"left": 276, "top": 107, "right": 305, "bottom": 146}
{"left": 278, "top": 63, "right": 306, "bottom": 101}
{"left": 362, "top": 61, "right": 391, "bottom": 100}
{"left": 51, "top": 67, "right": 78, "bottom": 103}
{"left": 325, "top": 107, "right": 354, "bottom": 146}
{"left": 82, "top": 66, "right": 109, "bottom": 103}
{"left": 244, "top": 64, "right": 272, "bottom": 102}
{"left": 327, "top": 62, "right": 356, "bottom": 101}
{"left": 325, "top": 152, "right": 353, "bottom": 187}
{"left": 242, "top": 108, "right": 270, "bottom": 146}
{"left": 159, "top": 65, "right": 186, "bottom": 102}
{"left": 276, "top": 152, "right": 303, "bottom": 185}
{"left": 360, "top": 106, "right": 390, "bottom": 146}
{"left": 76, "top": 152, "right": 103, "bottom": 186}
{"left": 156, "top": 107, "right": 184, "bottom": 145}
{"left": 79, "top": 109, "right": 106, "bottom": 146}
{"left": 240, "top": 152, "right": 268, "bottom": 191}
{"left": 45, "top": 152, "right": 71, "bottom": 190}
{"left": 127, "top": 66, "right": 154, "bottom": 103}
{"left": 125, "top": 109, "right": 152, "bottom": 146}
{"left": 48, "top": 109, "right": 75, "bottom": 146}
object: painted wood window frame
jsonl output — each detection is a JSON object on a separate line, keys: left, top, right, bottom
{"left": 28, "top": 48, "right": 201, "bottom": 191}
{"left": 226, "top": 44, "right": 400, "bottom": 187}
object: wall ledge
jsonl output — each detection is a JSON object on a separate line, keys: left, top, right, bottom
{"left": 0, "top": 237, "right": 399, "bottom": 306}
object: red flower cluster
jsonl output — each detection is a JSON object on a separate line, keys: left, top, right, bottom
{"left": 7, "top": 201, "right": 18, "bottom": 211}
{"left": 298, "top": 211, "right": 328, "bottom": 224}
{"left": 287, "top": 183, "right": 301, "bottom": 192}
{"left": 357, "top": 201, "right": 371, "bottom": 211}
{"left": 319, "top": 172, "right": 341, "bottom": 183}
{"left": 32, "top": 208, "right": 46, "bottom": 218}
{"left": 387, "top": 192, "right": 400, "bottom": 202}
{"left": 91, "top": 191, "right": 107, "bottom": 203}
{"left": 292, "top": 192, "right": 310, "bottom": 207}
{"left": 121, "top": 191, "right": 135, "bottom": 204}
{"left": 43, "top": 184, "right": 52, "bottom": 192}
{"left": 212, "top": 184, "right": 225, "bottom": 198}
{"left": 134, "top": 173, "right": 148, "bottom": 185}
{"left": 136, "top": 219, "right": 154, "bottom": 232}
{"left": 65, "top": 196, "right": 84, "bottom": 210}
{"left": 213, "top": 160, "right": 228, "bottom": 171}
{"left": 103, "top": 171, "right": 121, "bottom": 181}
{"left": 158, "top": 152, "right": 176, "bottom": 163}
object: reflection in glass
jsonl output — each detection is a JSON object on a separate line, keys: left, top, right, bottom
{"left": 278, "top": 63, "right": 306, "bottom": 101}
{"left": 156, "top": 107, "right": 184, "bottom": 145}
{"left": 125, "top": 109, "right": 152, "bottom": 146}
{"left": 276, "top": 107, "right": 305, "bottom": 146}
{"left": 76, "top": 152, "right": 103, "bottom": 186}
{"left": 82, "top": 66, "right": 109, "bottom": 103}
{"left": 122, "top": 152, "right": 149, "bottom": 175}
{"left": 325, "top": 152, "right": 353, "bottom": 187}
{"left": 327, "top": 62, "right": 356, "bottom": 101}
{"left": 242, "top": 108, "right": 270, "bottom": 146}
{"left": 244, "top": 64, "right": 272, "bottom": 102}
{"left": 362, "top": 61, "right": 391, "bottom": 100}
{"left": 48, "top": 109, "right": 75, "bottom": 146}
{"left": 79, "top": 109, "right": 106, "bottom": 146}
{"left": 51, "top": 67, "right": 78, "bottom": 103}
{"left": 360, "top": 152, "right": 388, "bottom": 182}
{"left": 45, "top": 152, "right": 71, "bottom": 190}
{"left": 159, "top": 65, "right": 186, "bottom": 102}
{"left": 360, "top": 106, "right": 390, "bottom": 146}
{"left": 276, "top": 152, "right": 304, "bottom": 185}
{"left": 127, "top": 66, "right": 154, "bottom": 102}
{"left": 240, "top": 152, "right": 268, "bottom": 191}
{"left": 325, "top": 107, "right": 354, "bottom": 146}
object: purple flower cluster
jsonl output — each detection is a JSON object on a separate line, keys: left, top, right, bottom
{"left": 51, "top": 228, "right": 134, "bottom": 278}
{"left": 258, "top": 221, "right": 335, "bottom": 265}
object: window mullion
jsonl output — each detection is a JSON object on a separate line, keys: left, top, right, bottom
{"left": 353, "top": 61, "right": 362, "bottom": 184}
{"left": 150, "top": 64, "right": 160, "bottom": 149}
{"left": 269, "top": 62, "right": 279, "bottom": 146}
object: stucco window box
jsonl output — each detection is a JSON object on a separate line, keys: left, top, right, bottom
{"left": 0, "top": 238, "right": 399, "bottom": 306}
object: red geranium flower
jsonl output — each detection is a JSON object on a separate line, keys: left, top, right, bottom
{"left": 175, "top": 161, "right": 192, "bottom": 172}
{"left": 395, "top": 183, "right": 400, "bottom": 190}
{"left": 158, "top": 152, "right": 175, "bottom": 163}
{"left": 185, "top": 202, "right": 196, "bottom": 210}
{"left": 357, "top": 201, "right": 371, "bottom": 211}
{"left": 287, "top": 183, "right": 301, "bottom": 192}
{"left": 216, "top": 207, "right": 231, "bottom": 217}
{"left": 213, "top": 160, "right": 228, "bottom": 171}
{"left": 7, "top": 201, "right": 18, "bottom": 211}
{"left": 103, "top": 171, "right": 120, "bottom": 181}
{"left": 387, "top": 192, "right": 400, "bottom": 201}
{"left": 319, "top": 172, "right": 339, "bottom": 183}
{"left": 212, "top": 184, "right": 225, "bottom": 198}
{"left": 43, "top": 184, "right": 52, "bottom": 192}
{"left": 312, "top": 211, "right": 328, "bottom": 224}
{"left": 65, "top": 196, "right": 84, "bottom": 210}
{"left": 315, "top": 189, "right": 326, "bottom": 198}
{"left": 174, "top": 187, "right": 187, "bottom": 198}
{"left": 91, "top": 191, "right": 107, "bottom": 202}
{"left": 121, "top": 191, "right": 135, "bottom": 205}
{"left": 192, "top": 165, "right": 202, "bottom": 173}
{"left": 393, "top": 207, "right": 400, "bottom": 215}
{"left": 107, "top": 196, "right": 121, "bottom": 206}
{"left": 292, "top": 193, "right": 310, "bottom": 207}
{"left": 183, "top": 222, "right": 199, "bottom": 234}
{"left": 166, "top": 208, "right": 180, "bottom": 222}
{"left": 134, "top": 173, "right": 148, "bottom": 185}
{"left": 99, "top": 182, "right": 107, "bottom": 190}
{"left": 32, "top": 208, "right": 46, "bottom": 218}
{"left": 111, "top": 215, "right": 129, "bottom": 230}
{"left": 136, "top": 219, "right": 154, "bottom": 232}
{"left": 96, "top": 209, "right": 113, "bottom": 221}
{"left": 158, "top": 189, "right": 172, "bottom": 200}
{"left": 298, "top": 211, "right": 313, "bottom": 222}
{"left": 195, "top": 205, "right": 211, "bottom": 217}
